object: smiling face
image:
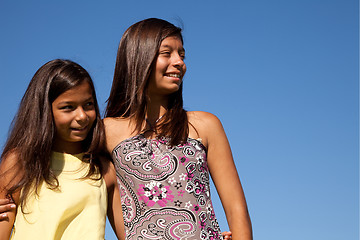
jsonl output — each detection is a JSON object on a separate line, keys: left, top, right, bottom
{"left": 147, "top": 36, "right": 186, "bottom": 97}
{"left": 51, "top": 81, "right": 96, "bottom": 153}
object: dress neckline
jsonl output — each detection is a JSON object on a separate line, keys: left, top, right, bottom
{"left": 51, "top": 151, "right": 85, "bottom": 161}
{"left": 111, "top": 133, "right": 206, "bottom": 154}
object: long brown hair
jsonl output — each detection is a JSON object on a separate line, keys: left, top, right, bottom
{"left": 105, "top": 18, "right": 188, "bottom": 145}
{"left": 1, "top": 59, "right": 105, "bottom": 211}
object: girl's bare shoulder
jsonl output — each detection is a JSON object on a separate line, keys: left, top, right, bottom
{"left": 103, "top": 117, "right": 131, "bottom": 135}
{"left": 187, "top": 111, "right": 222, "bottom": 129}
{"left": 103, "top": 117, "right": 134, "bottom": 152}
{"left": 187, "top": 111, "right": 223, "bottom": 146}
{"left": 103, "top": 117, "right": 130, "bottom": 128}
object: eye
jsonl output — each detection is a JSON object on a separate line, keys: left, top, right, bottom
{"left": 178, "top": 49, "right": 185, "bottom": 60}
{"left": 160, "top": 51, "right": 171, "bottom": 56}
{"left": 84, "top": 101, "right": 95, "bottom": 110}
{"left": 60, "top": 105, "right": 74, "bottom": 111}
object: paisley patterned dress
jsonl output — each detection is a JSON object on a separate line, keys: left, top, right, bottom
{"left": 112, "top": 134, "right": 223, "bottom": 239}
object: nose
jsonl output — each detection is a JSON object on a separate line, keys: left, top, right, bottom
{"left": 172, "top": 53, "right": 185, "bottom": 70}
{"left": 75, "top": 107, "right": 89, "bottom": 123}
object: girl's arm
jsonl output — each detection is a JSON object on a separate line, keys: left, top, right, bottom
{"left": 190, "top": 111, "right": 253, "bottom": 240}
{"left": 102, "top": 157, "right": 125, "bottom": 240}
{"left": 0, "top": 153, "right": 21, "bottom": 240}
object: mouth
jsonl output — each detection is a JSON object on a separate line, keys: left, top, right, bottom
{"left": 166, "top": 73, "right": 181, "bottom": 78}
{"left": 164, "top": 72, "right": 183, "bottom": 81}
{"left": 71, "top": 126, "right": 88, "bottom": 132}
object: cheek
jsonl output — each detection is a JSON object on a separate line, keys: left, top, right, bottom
{"left": 88, "top": 111, "right": 97, "bottom": 127}
{"left": 183, "top": 64, "right": 187, "bottom": 74}
{"left": 53, "top": 114, "right": 67, "bottom": 130}
{"left": 54, "top": 121, "right": 69, "bottom": 135}
{"left": 155, "top": 58, "right": 168, "bottom": 73}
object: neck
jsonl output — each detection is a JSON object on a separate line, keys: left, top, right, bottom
{"left": 146, "top": 94, "right": 168, "bottom": 123}
{"left": 52, "top": 139, "right": 84, "bottom": 155}
{"left": 141, "top": 94, "right": 169, "bottom": 137}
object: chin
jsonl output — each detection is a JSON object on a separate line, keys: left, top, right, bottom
{"left": 69, "top": 136, "right": 87, "bottom": 142}
{"left": 165, "top": 86, "right": 180, "bottom": 94}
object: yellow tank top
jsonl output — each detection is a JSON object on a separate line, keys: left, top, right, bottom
{"left": 11, "top": 152, "right": 107, "bottom": 239}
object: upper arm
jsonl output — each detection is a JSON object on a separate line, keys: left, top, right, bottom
{"left": 196, "top": 113, "right": 244, "bottom": 204}
{"left": 190, "top": 111, "right": 252, "bottom": 239}
{"left": 189, "top": 112, "right": 244, "bottom": 202}
{"left": 205, "top": 114, "right": 245, "bottom": 205}
{"left": 0, "top": 152, "right": 22, "bottom": 239}
{"left": 101, "top": 158, "right": 125, "bottom": 240}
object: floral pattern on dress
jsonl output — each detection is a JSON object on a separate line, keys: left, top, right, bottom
{"left": 137, "top": 181, "right": 174, "bottom": 207}
{"left": 113, "top": 134, "right": 223, "bottom": 239}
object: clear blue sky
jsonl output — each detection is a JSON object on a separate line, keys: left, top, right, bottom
{"left": 0, "top": 1, "right": 358, "bottom": 239}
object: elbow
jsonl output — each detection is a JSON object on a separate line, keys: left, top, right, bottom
{"left": 226, "top": 205, "right": 253, "bottom": 239}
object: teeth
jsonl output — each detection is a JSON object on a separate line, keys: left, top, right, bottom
{"left": 167, "top": 73, "right": 180, "bottom": 78}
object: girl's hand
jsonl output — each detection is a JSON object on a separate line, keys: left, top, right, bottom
{"left": 222, "top": 231, "right": 232, "bottom": 239}
{"left": 0, "top": 198, "right": 16, "bottom": 220}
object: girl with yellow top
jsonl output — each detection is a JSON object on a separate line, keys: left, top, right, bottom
{"left": 0, "top": 59, "right": 124, "bottom": 239}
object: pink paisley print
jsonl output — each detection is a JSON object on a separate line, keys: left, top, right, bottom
{"left": 137, "top": 181, "right": 174, "bottom": 207}
{"left": 112, "top": 134, "right": 223, "bottom": 239}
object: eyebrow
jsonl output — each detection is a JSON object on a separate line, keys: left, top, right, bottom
{"left": 160, "top": 45, "right": 185, "bottom": 52}
{"left": 56, "top": 97, "right": 94, "bottom": 105}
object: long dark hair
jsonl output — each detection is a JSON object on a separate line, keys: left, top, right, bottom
{"left": 105, "top": 18, "right": 188, "bottom": 145}
{"left": 1, "top": 59, "right": 105, "bottom": 211}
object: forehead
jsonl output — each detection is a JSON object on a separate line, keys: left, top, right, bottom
{"left": 160, "top": 36, "right": 184, "bottom": 49}
{"left": 54, "top": 81, "right": 93, "bottom": 102}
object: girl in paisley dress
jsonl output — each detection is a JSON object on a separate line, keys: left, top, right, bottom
{"left": 104, "top": 18, "right": 252, "bottom": 240}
